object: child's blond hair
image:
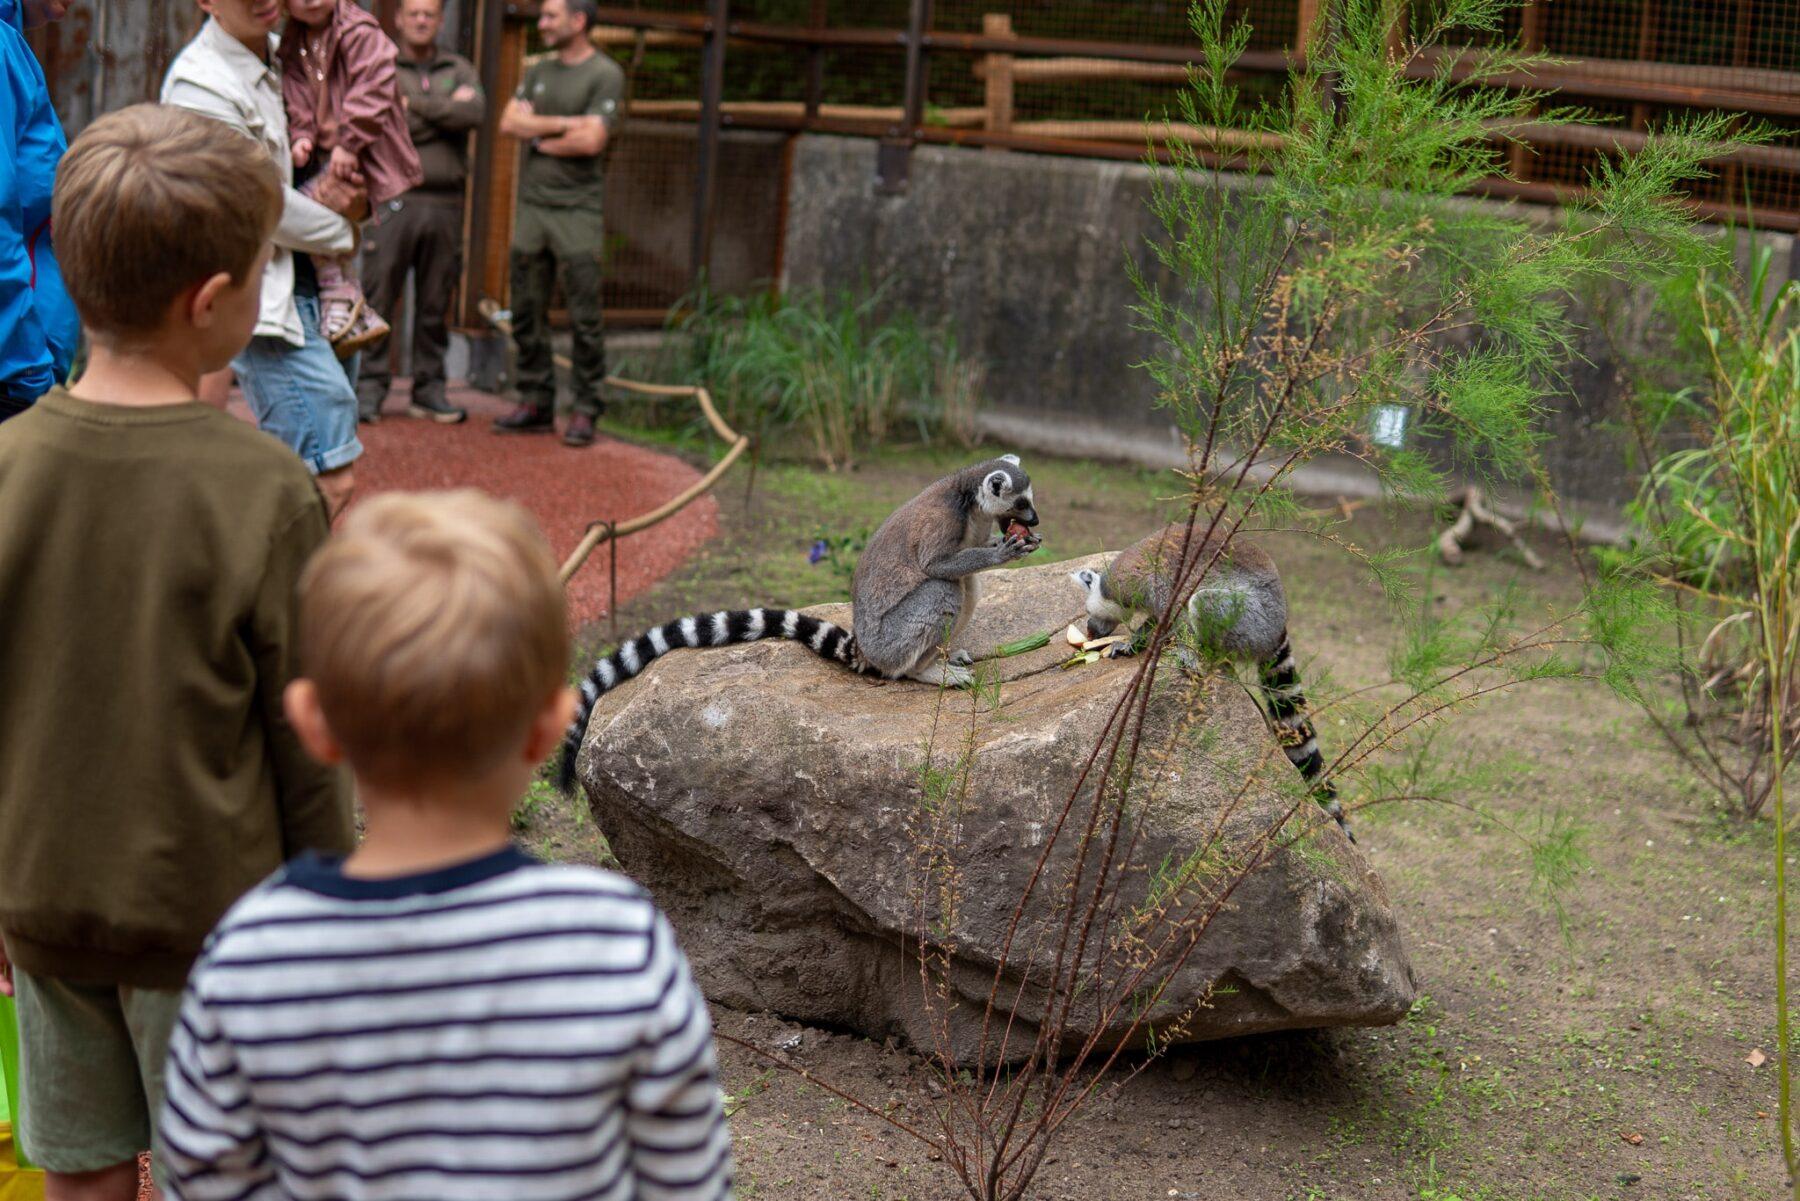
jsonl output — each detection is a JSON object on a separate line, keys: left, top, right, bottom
{"left": 299, "top": 491, "right": 570, "bottom": 788}
{"left": 52, "top": 102, "right": 282, "bottom": 340}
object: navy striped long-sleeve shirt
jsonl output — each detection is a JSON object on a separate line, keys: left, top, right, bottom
{"left": 158, "top": 845, "right": 734, "bottom": 1200}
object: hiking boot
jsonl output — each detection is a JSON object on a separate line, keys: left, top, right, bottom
{"left": 493, "top": 403, "right": 554, "bottom": 434}
{"left": 408, "top": 394, "right": 467, "bottom": 425}
{"left": 563, "top": 412, "right": 596, "bottom": 448}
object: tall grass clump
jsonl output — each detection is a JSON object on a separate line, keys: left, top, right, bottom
{"left": 1615, "top": 249, "right": 1798, "bottom": 1188}
{"left": 1617, "top": 247, "right": 1800, "bottom": 819}
{"left": 667, "top": 285, "right": 982, "bottom": 469}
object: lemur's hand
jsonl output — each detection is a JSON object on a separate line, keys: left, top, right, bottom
{"left": 996, "top": 532, "right": 1036, "bottom": 563}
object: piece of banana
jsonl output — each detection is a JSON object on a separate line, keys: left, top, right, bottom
{"left": 1064, "top": 622, "right": 1128, "bottom": 653}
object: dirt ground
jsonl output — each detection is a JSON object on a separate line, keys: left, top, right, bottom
{"left": 518, "top": 432, "right": 1787, "bottom": 1201}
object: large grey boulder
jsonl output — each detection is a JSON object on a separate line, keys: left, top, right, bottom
{"left": 576, "top": 555, "right": 1415, "bottom": 1063}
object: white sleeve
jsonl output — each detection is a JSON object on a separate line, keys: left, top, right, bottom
{"left": 161, "top": 79, "right": 354, "bottom": 258}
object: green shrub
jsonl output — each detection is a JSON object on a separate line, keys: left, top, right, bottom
{"left": 665, "top": 285, "right": 982, "bottom": 469}
{"left": 1620, "top": 245, "right": 1800, "bottom": 818}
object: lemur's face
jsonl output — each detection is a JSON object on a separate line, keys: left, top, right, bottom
{"left": 978, "top": 454, "right": 1038, "bottom": 533}
{"left": 1069, "top": 568, "right": 1121, "bottom": 639}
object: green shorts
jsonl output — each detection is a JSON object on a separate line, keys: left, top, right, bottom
{"left": 12, "top": 967, "right": 183, "bottom": 1175}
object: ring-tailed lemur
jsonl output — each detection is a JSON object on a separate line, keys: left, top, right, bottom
{"left": 558, "top": 456, "right": 1041, "bottom": 790}
{"left": 1069, "top": 522, "right": 1353, "bottom": 842}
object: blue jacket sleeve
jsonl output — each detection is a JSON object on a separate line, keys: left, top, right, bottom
{"left": 0, "top": 19, "right": 74, "bottom": 403}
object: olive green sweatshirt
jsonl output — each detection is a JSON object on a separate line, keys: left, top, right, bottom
{"left": 0, "top": 388, "right": 354, "bottom": 988}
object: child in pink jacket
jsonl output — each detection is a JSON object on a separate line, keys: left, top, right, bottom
{"left": 281, "top": 0, "right": 423, "bottom": 357}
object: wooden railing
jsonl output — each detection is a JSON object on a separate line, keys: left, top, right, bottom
{"left": 459, "top": 4, "right": 1800, "bottom": 331}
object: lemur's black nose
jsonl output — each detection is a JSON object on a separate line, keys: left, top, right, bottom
{"left": 1016, "top": 506, "right": 1039, "bottom": 528}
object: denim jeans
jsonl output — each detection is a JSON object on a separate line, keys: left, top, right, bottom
{"left": 231, "top": 293, "right": 363, "bottom": 474}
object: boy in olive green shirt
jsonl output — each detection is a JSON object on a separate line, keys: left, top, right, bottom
{"left": 0, "top": 105, "right": 353, "bottom": 1200}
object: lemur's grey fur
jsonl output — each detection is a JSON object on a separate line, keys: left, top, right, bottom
{"left": 1070, "top": 522, "right": 1354, "bottom": 842}
{"left": 849, "top": 455, "right": 1039, "bottom": 688}
{"left": 557, "top": 457, "right": 1040, "bottom": 790}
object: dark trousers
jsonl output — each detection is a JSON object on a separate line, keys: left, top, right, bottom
{"left": 357, "top": 191, "right": 464, "bottom": 412}
{"left": 509, "top": 201, "right": 606, "bottom": 419}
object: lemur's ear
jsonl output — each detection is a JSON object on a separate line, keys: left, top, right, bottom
{"left": 1070, "top": 569, "right": 1097, "bottom": 589}
{"left": 999, "top": 453, "right": 1021, "bottom": 466}
{"left": 985, "top": 470, "right": 1008, "bottom": 497}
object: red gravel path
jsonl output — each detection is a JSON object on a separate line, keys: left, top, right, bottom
{"left": 230, "top": 377, "right": 720, "bottom": 630}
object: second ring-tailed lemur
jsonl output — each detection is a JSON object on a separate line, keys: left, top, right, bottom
{"left": 557, "top": 456, "right": 1041, "bottom": 789}
{"left": 1070, "top": 522, "right": 1353, "bottom": 841}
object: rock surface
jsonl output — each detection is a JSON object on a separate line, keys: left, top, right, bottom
{"left": 577, "top": 555, "right": 1416, "bottom": 1063}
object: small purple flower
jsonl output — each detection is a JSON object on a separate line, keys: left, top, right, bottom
{"left": 809, "top": 539, "right": 829, "bottom": 565}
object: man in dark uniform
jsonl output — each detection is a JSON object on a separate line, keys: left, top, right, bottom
{"left": 493, "top": 0, "right": 622, "bottom": 448}
{"left": 356, "top": 0, "right": 484, "bottom": 425}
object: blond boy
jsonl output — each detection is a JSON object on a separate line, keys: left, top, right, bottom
{"left": 0, "top": 103, "right": 354, "bottom": 1200}
{"left": 158, "top": 491, "right": 735, "bottom": 1200}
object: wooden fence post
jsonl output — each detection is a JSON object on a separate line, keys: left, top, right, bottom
{"left": 1295, "top": 0, "right": 1321, "bottom": 59}
{"left": 1510, "top": 1, "right": 1543, "bottom": 182}
{"left": 982, "top": 11, "right": 1014, "bottom": 146}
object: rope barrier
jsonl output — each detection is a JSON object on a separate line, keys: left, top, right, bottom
{"left": 476, "top": 299, "right": 750, "bottom": 610}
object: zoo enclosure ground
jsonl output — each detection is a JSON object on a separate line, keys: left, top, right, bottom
{"left": 523, "top": 426, "right": 1785, "bottom": 1200}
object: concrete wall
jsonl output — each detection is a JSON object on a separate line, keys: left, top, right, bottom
{"left": 781, "top": 135, "right": 1793, "bottom": 515}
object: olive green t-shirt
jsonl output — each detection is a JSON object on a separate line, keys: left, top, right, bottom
{"left": 516, "top": 50, "right": 625, "bottom": 209}
{"left": 0, "top": 389, "right": 354, "bottom": 987}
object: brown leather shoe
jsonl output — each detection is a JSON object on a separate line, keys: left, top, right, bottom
{"left": 563, "top": 413, "right": 596, "bottom": 447}
{"left": 493, "top": 403, "right": 554, "bottom": 434}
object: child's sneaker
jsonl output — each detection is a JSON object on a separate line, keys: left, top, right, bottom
{"left": 331, "top": 301, "right": 389, "bottom": 361}
{"left": 319, "top": 292, "right": 359, "bottom": 341}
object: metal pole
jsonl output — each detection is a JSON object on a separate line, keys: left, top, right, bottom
{"left": 803, "top": 0, "right": 826, "bottom": 120}
{"left": 464, "top": 0, "right": 506, "bottom": 330}
{"left": 900, "top": 0, "right": 930, "bottom": 133}
{"left": 877, "top": 0, "right": 931, "bottom": 193}
{"left": 605, "top": 521, "right": 620, "bottom": 643}
{"left": 690, "top": 0, "right": 729, "bottom": 287}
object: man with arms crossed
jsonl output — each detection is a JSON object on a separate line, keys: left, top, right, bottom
{"left": 163, "top": 0, "right": 369, "bottom": 516}
{"left": 494, "top": 0, "right": 622, "bottom": 448}
{"left": 356, "top": 0, "right": 484, "bottom": 426}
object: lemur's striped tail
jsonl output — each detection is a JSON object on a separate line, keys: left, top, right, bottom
{"left": 1257, "top": 629, "right": 1355, "bottom": 844}
{"left": 557, "top": 608, "right": 866, "bottom": 793}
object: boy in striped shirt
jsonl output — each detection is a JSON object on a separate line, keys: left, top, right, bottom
{"left": 158, "top": 491, "right": 734, "bottom": 1200}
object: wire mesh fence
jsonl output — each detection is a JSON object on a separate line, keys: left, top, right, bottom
{"left": 477, "top": 0, "right": 1800, "bottom": 324}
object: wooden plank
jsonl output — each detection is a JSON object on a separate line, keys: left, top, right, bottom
{"left": 1296, "top": 0, "right": 1321, "bottom": 55}
{"left": 591, "top": 25, "right": 703, "bottom": 49}
{"left": 630, "top": 98, "right": 986, "bottom": 126}
{"left": 479, "top": 18, "right": 527, "bottom": 314}
{"left": 1510, "top": 1, "right": 1544, "bottom": 182}
{"left": 626, "top": 97, "right": 1799, "bottom": 170}
{"left": 982, "top": 12, "right": 1014, "bottom": 140}
{"left": 1013, "top": 119, "right": 1280, "bottom": 150}
{"left": 971, "top": 56, "right": 1189, "bottom": 84}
